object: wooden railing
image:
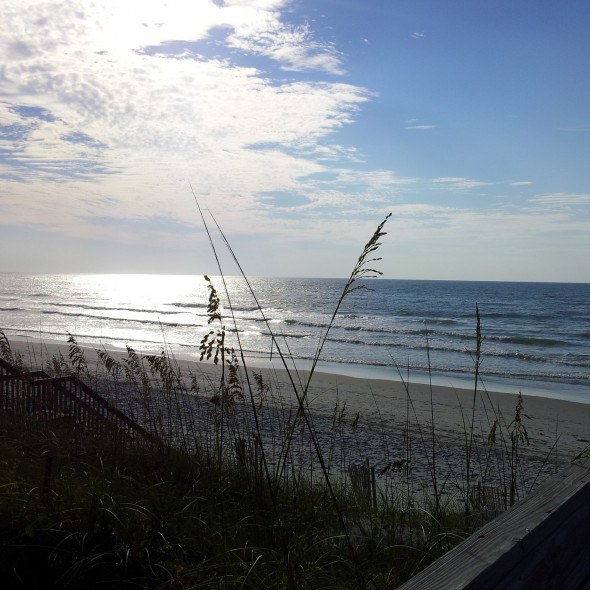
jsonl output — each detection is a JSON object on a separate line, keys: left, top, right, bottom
{"left": 0, "top": 357, "right": 152, "bottom": 442}
{"left": 398, "top": 456, "right": 590, "bottom": 589}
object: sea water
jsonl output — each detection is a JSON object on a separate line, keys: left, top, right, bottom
{"left": 1, "top": 273, "right": 589, "bottom": 402}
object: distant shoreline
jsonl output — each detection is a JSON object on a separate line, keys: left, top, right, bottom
{"left": 5, "top": 331, "right": 589, "bottom": 406}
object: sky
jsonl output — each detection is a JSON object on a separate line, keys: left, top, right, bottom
{"left": 1, "top": 0, "right": 589, "bottom": 282}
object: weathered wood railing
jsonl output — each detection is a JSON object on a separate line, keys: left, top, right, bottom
{"left": 0, "top": 357, "right": 151, "bottom": 441}
{"left": 398, "top": 456, "right": 590, "bottom": 589}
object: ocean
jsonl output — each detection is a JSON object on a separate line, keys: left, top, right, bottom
{"left": 1, "top": 273, "right": 589, "bottom": 403}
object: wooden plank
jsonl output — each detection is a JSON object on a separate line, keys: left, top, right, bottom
{"left": 398, "top": 458, "right": 590, "bottom": 589}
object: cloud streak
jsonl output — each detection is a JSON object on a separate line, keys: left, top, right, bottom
{"left": 529, "top": 193, "right": 590, "bottom": 208}
{"left": 405, "top": 124, "right": 436, "bottom": 130}
{"left": 432, "top": 177, "right": 489, "bottom": 190}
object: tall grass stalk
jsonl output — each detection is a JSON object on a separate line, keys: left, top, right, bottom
{"left": 193, "top": 195, "right": 391, "bottom": 588}
{"left": 425, "top": 329, "right": 441, "bottom": 521}
{"left": 465, "top": 303, "right": 482, "bottom": 519}
{"left": 192, "top": 189, "right": 297, "bottom": 587}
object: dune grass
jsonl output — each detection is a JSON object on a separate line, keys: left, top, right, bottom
{"left": 0, "top": 215, "right": 562, "bottom": 588}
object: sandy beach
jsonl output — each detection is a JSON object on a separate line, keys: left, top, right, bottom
{"left": 242, "top": 358, "right": 590, "bottom": 496}
{"left": 4, "top": 336, "right": 590, "bottom": 497}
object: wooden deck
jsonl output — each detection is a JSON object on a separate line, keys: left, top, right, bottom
{"left": 398, "top": 456, "right": 590, "bottom": 589}
{"left": 0, "top": 357, "right": 151, "bottom": 441}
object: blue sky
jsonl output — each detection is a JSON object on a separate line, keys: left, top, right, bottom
{"left": 1, "top": 0, "right": 589, "bottom": 281}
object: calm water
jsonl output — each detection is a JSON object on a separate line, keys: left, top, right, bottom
{"left": 1, "top": 273, "right": 589, "bottom": 401}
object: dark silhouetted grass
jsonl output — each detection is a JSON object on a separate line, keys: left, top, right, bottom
{"left": 0, "top": 214, "right": 563, "bottom": 588}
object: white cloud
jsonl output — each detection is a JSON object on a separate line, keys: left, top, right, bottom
{"left": 432, "top": 177, "right": 489, "bottom": 190}
{"left": 228, "top": 20, "right": 345, "bottom": 74}
{"left": 244, "top": 168, "right": 411, "bottom": 221}
{"left": 405, "top": 124, "right": 436, "bottom": 130}
{"left": 404, "top": 118, "right": 435, "bottom": 130}
{"left": 529, "top": 193, "right": 590, "bottom": 207}
{"left": 510, "top": 181, "right": 533, "bottom": 186}
{"left": 309, "top": 144, "right": 363, "bottom": 162}
{"left": 322, "top": 168, "right": 413, "bottom": 189}
{"left": 0, "top": 0, "right": 374, "bottom": 241}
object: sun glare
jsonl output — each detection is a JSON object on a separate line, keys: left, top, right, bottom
{"left": 91, "top": 0, "right": 224, "bottom": 53}
{"left": 73, "top": 274, "right": 205, "bottom": 308}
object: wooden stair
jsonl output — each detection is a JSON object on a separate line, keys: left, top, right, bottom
{"left": 0, "top": 357, "right": 152, "bottom": 441}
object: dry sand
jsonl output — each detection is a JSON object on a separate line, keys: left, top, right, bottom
{"left": 5, "top": 337, "right": 590, "bottom": 495}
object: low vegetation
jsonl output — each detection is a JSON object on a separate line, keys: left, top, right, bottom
{"left": 0, "top": 215, "right": 561, "bottom": 588}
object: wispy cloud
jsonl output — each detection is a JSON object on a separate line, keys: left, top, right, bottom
{"left": 404, "top": 118, "right": 435, "bottom": 130}
{"left": 228, "top": 20, "right": 345, "bottom": 74}
{"left": 510, "top": 181, "right": 533, "bottom": 186}
{"left": 251, "top": 168, "right": 412, "bottom": 218}
{"left": 432, "top": 177, "right": 489, "bottom": 190}
{"left": 557, "top": 125, "right": 590, "bottom": 132}
{"left": 529, "top": 193, "right": 590, "bottom": 207}
{"left": 411, "top": 32, "right": 425, "bottom": 39}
